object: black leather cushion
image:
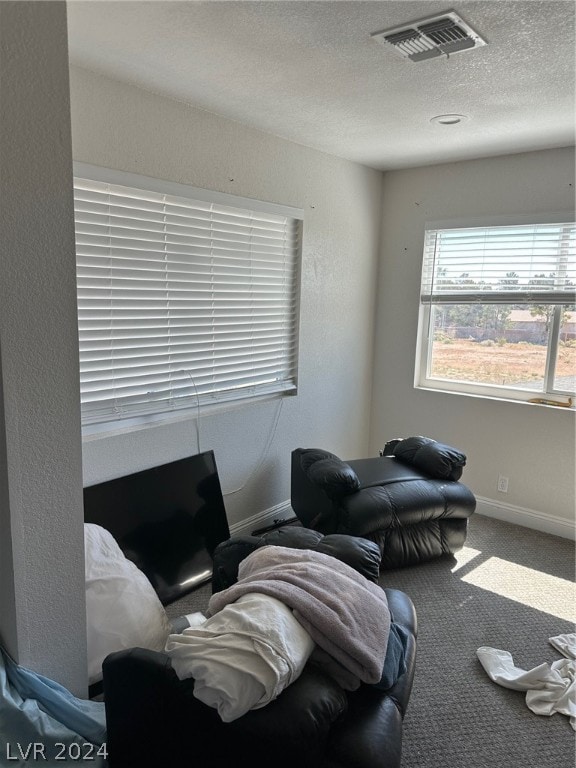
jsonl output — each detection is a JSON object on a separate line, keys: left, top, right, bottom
{"left": 313, "top": 534, "right": 381, "bottom": 583}
{"left": 212, "top": 527, "right": 382, "bottom": 591}
{"left": 262, "top": 526, "right": 325, "bottom": 549}
{"left": 211, "top": 536, "right": 265, "bottom": 591}
{"left": 348, "top": 457, "right": 425, "bottom": 488}
{"left": 392, "top": 436, "right": 467, "bottom": 481}
{"left": 223, "top": 665, "right": 348, "bottom": 767}
{"left": 299, "top": 448, "right": 340, "bottom": 473}
{"left": 306, "top": 458, "right": 361, "bottom": 498}
{"left": 263, "top": 527, "right": 383, "bottom": 575}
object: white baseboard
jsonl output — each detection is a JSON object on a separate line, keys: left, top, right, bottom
{"left": 229, "top": 499, "right": 294, "bottom": 538}
{"left": 475, "top": 496, "right": 575, "bottom": 541}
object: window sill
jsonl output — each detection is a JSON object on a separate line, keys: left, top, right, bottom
{"left": 414, "top": 384, "right": 575, "bottom": 411}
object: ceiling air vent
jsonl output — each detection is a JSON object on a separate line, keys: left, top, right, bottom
{"left": 371, "top": 10, "right": 487, "bottom": 62}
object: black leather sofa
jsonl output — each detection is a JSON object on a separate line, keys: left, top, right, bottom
{"left": 291, "top": 436, "right": 477, "bottom": 568}
{"left": 102, "top": 527, "right": 417, "bottom": 768}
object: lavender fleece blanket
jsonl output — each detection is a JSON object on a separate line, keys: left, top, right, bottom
{"left": 207, "top": 545, "right": 390, "bottom": 685}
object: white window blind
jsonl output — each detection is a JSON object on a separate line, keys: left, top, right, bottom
{"left": 422, "top": 222, "right": 576, "bottom": 305}
{"left": 73, "top": 167, "right": 302, "bottom": 426}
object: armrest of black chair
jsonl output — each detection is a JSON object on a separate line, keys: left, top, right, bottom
{"left": 102, "top": 647, "right": 217, "bottom": 768}
{"left": 291, "top": 448, "right": 362, "bottom": 530}
{"left": 306, "top": 457, "right": 361, "bottom": 498}
{"left": 385, "top": 436, "right": 467, "bottom": 481}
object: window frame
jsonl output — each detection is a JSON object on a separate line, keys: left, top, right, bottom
{"left": 415, "top": 213, "right": 576, "bottom": 407}
{"left": 73, "top": 163, "right": 304, "bottom": 433}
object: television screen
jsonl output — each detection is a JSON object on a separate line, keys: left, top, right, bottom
{"left": 83, "top": 450, "right": 230, "bottom": 605}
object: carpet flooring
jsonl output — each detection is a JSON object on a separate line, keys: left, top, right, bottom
{"left": 379, "top": 515, "right": 575, "bottom": 768}
{"left": 167, "top": 514, "right": 575, "bottom": 767}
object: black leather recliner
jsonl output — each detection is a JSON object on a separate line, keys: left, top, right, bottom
{"left": 291, "top": 436, "right": 477, "bottom": 569}
{"left": 102, "top": 527, "right": 417, "bottom": 768}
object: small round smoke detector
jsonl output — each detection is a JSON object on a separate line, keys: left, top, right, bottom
{"left": 430, "top": 114, "right": 469, "bottom": 125}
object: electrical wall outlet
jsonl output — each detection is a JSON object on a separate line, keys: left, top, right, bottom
{"left": 497, "top": 475, "right": 509, "bottom": 493}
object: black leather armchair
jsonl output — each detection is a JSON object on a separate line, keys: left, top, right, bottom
{"left": 102, "top": 527, "right": 417, "bottom": 768}
{"left": 291, "top": 436, "right": 476, "bottom": 568}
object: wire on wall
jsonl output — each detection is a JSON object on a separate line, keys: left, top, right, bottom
{"left": 181, "top": 370, "right": 201, "bottom": 455}
{"left": 223, "top": 397, "right": 284, "bottom": 496}
{"left": 181, "top": 368, "right": 284, "bottom": 496}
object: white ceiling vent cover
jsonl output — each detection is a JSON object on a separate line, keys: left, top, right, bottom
{"left": 371, "top": 10, "right": 487, "bottom": 62}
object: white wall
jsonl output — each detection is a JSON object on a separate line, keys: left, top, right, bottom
{"left": 371, "top": 147, "right": 576, "bottom": 537}
{"left": 69, "top": 67, "right": 383, "bottom": 529}
{"left": 0, "top": 2, "right": 87, "bottom": 693}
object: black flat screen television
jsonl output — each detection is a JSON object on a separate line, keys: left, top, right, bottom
{"left": 83, "top": 450, "right": 230, "bottom": 605}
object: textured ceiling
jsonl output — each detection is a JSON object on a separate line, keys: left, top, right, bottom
{"left": 66, "top": 0, "right": 576, "bottom": 170}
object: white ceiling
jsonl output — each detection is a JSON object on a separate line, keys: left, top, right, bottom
{"left": 66, "top": 0, "right": 576, "bottom": 170}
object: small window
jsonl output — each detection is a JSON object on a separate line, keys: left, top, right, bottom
{"left": 73, "top": 164, "right": 303, "bottom": 427}
{"left": 416, "top": 219, "right": 576, "bottom": 405}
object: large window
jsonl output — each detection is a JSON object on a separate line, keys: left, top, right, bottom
{"left": 73, "top": 164, "right": 303, "bottom": 427}
{"left": 416, "top": 218, "right": 576, "bottom": 405}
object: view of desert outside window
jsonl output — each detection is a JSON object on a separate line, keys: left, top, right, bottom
{"left": 429, "top": 307, "right": 576, "bottom": 392}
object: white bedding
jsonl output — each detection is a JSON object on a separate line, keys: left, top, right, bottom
{"left": 165, "top": 592, "right": 314, "bottom": 722}
{"left": 477, "top": 633, "right": 576, "bottom": 730}
{"left": 207, "top": 545, "right": 390, "bottom": 686}
{"left": 84, "top": 523, "right": 172, "bottom": 684}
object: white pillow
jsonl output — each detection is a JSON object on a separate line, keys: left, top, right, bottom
{"left": 84, "top": 523, "right": 172, "bottom": 684}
